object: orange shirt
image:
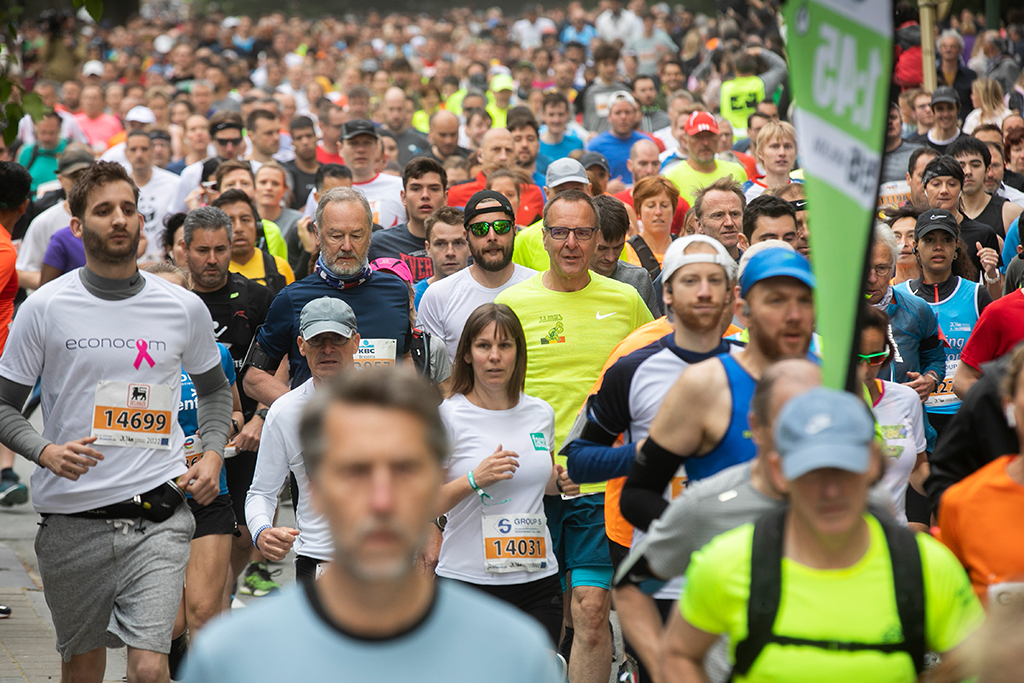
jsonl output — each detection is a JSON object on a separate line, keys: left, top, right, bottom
{"left": 938, "top": 455, "right": 1024, "bottom": 605}
{"left": 0, "top": 224, "right": 18, "bottom": 354}
{"left": 581, "top": 316, "right": 742, "bottom": 546}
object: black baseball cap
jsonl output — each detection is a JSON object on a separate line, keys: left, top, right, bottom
{"left": 931, "top": 86, "right": 960, "bottom": 108}
{"left": 464, "top": 190, "right": 516, "bottom": 227}
{"left": 915, "top": 208, "right": 960, "bottom": 240}
{"left": 341, "top": 119, "right": 379, "bottom": 141}
{"left": 579, "top": 152, "right": 610, "bottom": 173}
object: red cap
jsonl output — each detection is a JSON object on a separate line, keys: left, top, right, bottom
{"left": 684, "top": 111, "right": 719, "bottom": 136}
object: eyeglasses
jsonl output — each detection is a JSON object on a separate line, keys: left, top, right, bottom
{"left": 547, "top": 226, "right": 596, "bottom": 241}
{"left": 468, "top": 219, "right": 514, "bottom": 237}
{"left": 857, "top": 350, "right": 890, "bottom": 366}
{"left": 869, "top": 264, "right": 893, "bottom": 278}
{"left": 214, "top": 137, "right": 243, "bottom": 147}
{"left": 304, "top": 333, "right": 351, "bottom": 347}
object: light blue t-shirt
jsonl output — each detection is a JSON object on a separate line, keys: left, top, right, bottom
{"left": 540, "top": 133, "right": 584, "bottom": 161}
{"left": 182, "top": 579, "right": 560, "bottom": 683}
{"left": 413, "top": 278, "right": 430, "bottom": 310}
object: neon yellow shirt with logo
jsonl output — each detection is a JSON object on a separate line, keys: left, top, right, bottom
{"left": 495, "top": 273, "right": 653, "bottom": 494}
{"left": 720, "top": 75, "right": 766, "bottom": 140}
{"left": 680, "top": 514, "right": 984, "bottom": 683}
{"left": 664, "top": 159, "right": 748, "bottom": 207}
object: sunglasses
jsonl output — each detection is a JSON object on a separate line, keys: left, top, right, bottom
{"left": 214, "top": 137, "right": 243, "bottom": 147}
{"left": 468, "top": 219, "right": 514, "bottom": 237}
{"left": 547, "top": 226, "right": 596, "bottom": 241}
{"left": 857, "top": 350, "right": 890, "bottom": 366}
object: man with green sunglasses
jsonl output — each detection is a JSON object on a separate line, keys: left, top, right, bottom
{"left": 419, "top": 190, "right": 538, "bottom": 362}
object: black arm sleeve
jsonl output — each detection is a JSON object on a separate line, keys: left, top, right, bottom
{"left": 619, "top": 436, "right": 685, "bottom": 532}
{"left": 925, "top": 367, "right": 1017, "bottom": 508}
{"left": 0, "top": 376, "right": 49, "bottom": 463}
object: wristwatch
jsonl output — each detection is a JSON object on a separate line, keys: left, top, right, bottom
{"left": 231, "top": 418, "right": 240, "bottom": 436}
{"left": 255, "top": 408, "right": 269, "bottom": 420}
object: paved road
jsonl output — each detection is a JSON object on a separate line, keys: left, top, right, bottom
{"left": 1, "top": 409, "right": 298, "bottom": 682}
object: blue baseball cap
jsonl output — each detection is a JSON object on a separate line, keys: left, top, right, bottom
{"left": 773, "top": 388, "right": 875, "bottom": 480}
{"left": 739, "top": 247, "right": 815, "bottom": 297}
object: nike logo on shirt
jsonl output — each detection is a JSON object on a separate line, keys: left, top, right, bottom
{"left": 595, "top": 312, "right": 617, "bottom": 320}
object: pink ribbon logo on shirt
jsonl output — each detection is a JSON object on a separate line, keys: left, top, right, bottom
{"left": 133, "top": 340, "right": 155, "bottom": 369}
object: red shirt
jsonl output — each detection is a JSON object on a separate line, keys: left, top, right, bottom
{"left": 316, "top": 145, "right": 344, "bottom": 165}
{"left": 447, "top": 172, "right": 544, "bottom": 226}
{"left": 959, "top": 289, "right": 1024, "bottom": 371}
{"left": 613, "top": 188, "right": 691, "bottom": 236}
{"left": 0, "top": 225, "right": 18, "bottom": 353}
{"left": 733, "top": 150, "right": 758, "bottom": 180}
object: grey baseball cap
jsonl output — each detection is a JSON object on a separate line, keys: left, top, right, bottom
{"left": 299, "top": 297, "right": 358, "bottom": 340}
{"left": 546, "top": 158, "right": 589, "bottom": 188}
{"left": 773, "top": 387, "right": 875, "bottom": 480}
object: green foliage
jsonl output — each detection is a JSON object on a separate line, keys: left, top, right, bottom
{"left": 0, "top": 0, "right": 101, "bottom": 145}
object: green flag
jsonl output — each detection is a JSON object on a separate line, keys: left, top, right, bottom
{"left": 783, "top": 0, "right": 893, "bottom": 390}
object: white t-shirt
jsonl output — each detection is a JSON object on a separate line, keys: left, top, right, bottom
{"left": 137, "top": 167, "right": 182, "bottom": 263}
{"left": 419, "top": 265, "right": 537, "bottom": 362}
{"left": 99, "top": 141, "right": 130, "bottom": 169}
{"left": 301, "top": 174, "right": 408, "bottom": 229}
{"left": 436, "top": 392, "right": 558, "bottom": 585}
{"left": 246, "top": 378, "right": 332, "bottom": 561}
{"left": 16, "top": 202, "right": 72, "bottom": 274}
{"left": 0, "top": 271, "right": 221, "bottom": 514}
{"left": 168, "top": 157, "right": 262, "bottom": 216}
{"left": 872, "top": 379, "right": 927, "bottom": 526}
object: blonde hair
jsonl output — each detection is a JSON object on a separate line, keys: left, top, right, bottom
{"left": 972, "top": 77, "right": 1006, "bottom": 120}
{"left": 755, "top": 120, "right": 797, "bottom": 163}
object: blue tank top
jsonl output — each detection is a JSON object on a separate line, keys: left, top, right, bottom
{"left": 896, "top": 277, "right": 980, "bottom": 415}
{"left": 684, "top": 353, "right": 757, "bottom": 481}
{"left": 179, "top": 344, "right": 235, "bottom": 497}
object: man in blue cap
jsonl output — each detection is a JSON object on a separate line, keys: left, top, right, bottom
{"left": 621, "top": 246, "right": 816, "bottom": 531}
{"left": 660, "top": 387, "right": 984, "bottom": 682}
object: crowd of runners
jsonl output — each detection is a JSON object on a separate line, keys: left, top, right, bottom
{"left": 0, "top": 1, "right": 1023, "bottom": 681}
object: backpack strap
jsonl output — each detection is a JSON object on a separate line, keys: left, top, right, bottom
{"left": 628, "top": 235, "right": 661, "bottom": 280}
{"left": 260, "top": 249, "right": 287, "bottom": 295}
{"left": 730, "top": 507, "right": 786, "bottom": 679}
{"left": 876, "top": 514, "right": 926, "bottom": 675}
{"left": 410, "top": 328, "right": 430, "bottom": 378}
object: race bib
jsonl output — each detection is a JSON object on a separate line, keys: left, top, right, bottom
{"left": 183, "top": 434, "right": 204, "bottom": 468}
{"left": 482, "top": 513, "right": 548, "bottom": 573}
{"left": 925, "top": 358, "right": 959, "bottom": 409}
{"left": 92, "top": 381, "right": 173, "bottom": 449}
{"left": 594, "top": 92, "right": 612, "bottom": 119}
{"left": 354, "top": 338, "right": 397, "bottom": 368}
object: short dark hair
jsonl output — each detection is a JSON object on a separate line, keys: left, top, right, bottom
{"left": 163, "top": 212, "right": 187, "bottom": 254}
{"left": 734, "top": 52, "right": 758, "bottom": 75}
{"left": 882, "top": 203, "right": 925, "bottom": 226}
{"left": 40, "top": 109, "right": 62, "bottom": 125}
{"left": 68, "top": 161, "right": 139, "bottom": 221}
{"left": 0, "top": 161, "right": 32, "bottom": 210}
{"left": 214, "top": 159, "right": 255, "bottom": 189}
{"left": 593, "top": 43, "right": 620, "bottom": 64}
{"left": 541, "top": 91, "right": 570, "bottom": 111}
{"left": 746, "top": 111, "right": 771, "bottom": 129}
{"left": 126, "top": 129, "right": 151, "bottom": 143}
{"left": 212, "top": 188, "right": 261, "bottom": 224}
{"left": 506, "top": 107, "right": 539, "bottom": 135}
{"left": 300, "top": 368, "right": 449, "bottom": 477}
{"left": 591, "top": 194, "right": 629, "bottom": 243}
{"left": 347, "top": 85, "right": 371, "bottom": 101}
{"left": 908, "top": 146, "right": 939, "bottom": 176}
{"left": 543, "top": 189, "right": 600, "bottom": 230}
{"left": 289, "top": 115, "right": 316, "bottom": 135}
{"left": 632, "top": 74, "right": 657, "bottom": 91}
{"left": 465, "top": 108, "right": 492, "bottom": 130}
{"left": 315, "top": 163, "right": 353, "bottom": 191}
{"left": 972, "top": 123, "right": 1004, "bottom": 138}
{"left": 449, "top": 304, "right": 527, "bottom": 404}
{"left": 948, "top": 135, "right": 991, "bottom": 167}
{"left": 402, "top": 157, "right": 448, "bottom": 191}
{"left": 246, "top": 108, "right": 277, "bottom": 132}
{"left": 742, "top": 194, "right": 797, "bottom": 241}
{"left": 425, "top": 206, "right": 465, "bottom": 242}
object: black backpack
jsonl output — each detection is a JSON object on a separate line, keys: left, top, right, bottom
{"left": 730, "top": 508, "right": 926, "bottom": 680}
{"left": 409, "top": 327, "right": 432, "bottom": 380}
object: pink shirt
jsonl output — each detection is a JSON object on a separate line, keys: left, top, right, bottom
{"left": 74, "top": 112, "right": 123, "bottom": 149}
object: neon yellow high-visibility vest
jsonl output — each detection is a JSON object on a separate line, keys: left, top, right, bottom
{"left": 720, "top": 75, "right": 765, "bottom": 139}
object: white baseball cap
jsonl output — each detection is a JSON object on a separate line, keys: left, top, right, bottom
{"left": 82, "top": 60, "right": 104, "bottom": 77}
{"left": 661, "top": 235, "right": 738, "bottom": 283}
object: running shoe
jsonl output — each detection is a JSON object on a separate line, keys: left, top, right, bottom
{"left": 238, "top": 561, "right": 281, "bottom": 597}
{"left": 0, "top": 604, "right": 10, "bottom": 618}
{"left": 0, "top": 473, "right": 28, "bottom": 507}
